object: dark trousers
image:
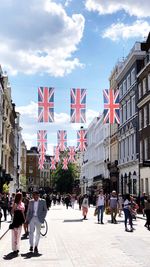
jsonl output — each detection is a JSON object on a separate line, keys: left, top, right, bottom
{"left": 145, "top": 210, "right": 150, "bottom": 228}
{"left": 2, "top": 207, "right": 7, "bottom": 220}
{"left": 123, "top": 208, "right": 133, "bottom": 228}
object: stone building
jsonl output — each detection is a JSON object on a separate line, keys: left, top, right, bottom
{"left": 137, "top": 32, "right": 150, "bottom": 195}
{"left": 0, "top": 68, "right": 25, "bottom": 193}
{"left": 117, "top": 42, "right": 145, "bottom": 196}
{"left": 26, "top": 146, "right": 40, "bottom": 192}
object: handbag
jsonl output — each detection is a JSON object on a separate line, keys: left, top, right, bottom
{"left": 94, "top": 207, "right": 98, "bottom": 216}
{"left": 9, "top": 222, "right": 14, "bottom": 229}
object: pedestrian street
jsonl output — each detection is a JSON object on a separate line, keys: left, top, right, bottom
{"left": 0, "top": 203, "right": 150, "bottom": 267}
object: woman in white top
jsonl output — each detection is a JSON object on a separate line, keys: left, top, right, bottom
{"left": 123, "top": 194, "right": 133, "bottom": 232}
{"left": 82, "top": 194, "right": 89, "bottom": 220}
{"left": 96, "top": 190, "right": 105, "bottom": 224}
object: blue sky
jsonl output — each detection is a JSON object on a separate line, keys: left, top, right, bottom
{"left": 0, "top": 0, "right": 150, "bottom": 154}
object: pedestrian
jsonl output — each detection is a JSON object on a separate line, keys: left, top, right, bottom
{"left": 22, "top": 192, "right": 30, "bottom": 238}
{"left": 109, "top": 190, "right": 118, "bottom": 224}
{"left": 71, "top": 194, "right": 76, "bottom": 209}
{"left": 82, "top": 194, "right": 89, "bottom": 220}
{"left": 118, "top": 194, "right": 123, "bottom": 217}
{"left": 123, "top": 193, "right": 134, "bottom": 232}
{"left": 10, "top": 192, "right": 25, "bottom": 255}
{"left": 1, "top": 193, "right": 9, "bottom": 221}
{"left": 96, "top": 190, "right": 105, "bottom": 224}
{"left": 144, "top": 196, "right": 150, "bottom": 230}
{"left": 25, "top": 190, "right": 47, "bottom": 254}
{"left": 65, "top": 194, "right": 71, "bottom": 209}
{"left": 140, "top": 192, "right": 147, "bottom": 216}
{"left": 78, "top": 194, "right": 83, "bottom": 210}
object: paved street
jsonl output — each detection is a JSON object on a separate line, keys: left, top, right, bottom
{"left": 0, "top": 204, "right": 150, "bottom": 267}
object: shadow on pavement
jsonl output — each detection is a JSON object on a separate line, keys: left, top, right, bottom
{"left": 21, "top": 252, "right": 42, "bottom": 259}
{"left": 3, "top": 252, "right": 19, "bottom": 260}
{"left": 63, "top": 219, "right": 83, "bottom": 223}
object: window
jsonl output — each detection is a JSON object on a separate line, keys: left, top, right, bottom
{"left": 123, "top": 79, "right": 127, "bottom": 95}
{"left": 149, "top": 103, "right": 150, "bottom": 125}
{"left": 123, "top": 104, "right": 126, "bottom": 123}
{"left": 141, "top": 179, "right": 144, "bottom": 194}
{"left": 127, "top": 137, "right": 130, "bottom": 157}
{"left": 138, "top": 83, "right": 142, "bottom": 99}
{"left": 143, "top": 77, "right": 146, "bottom": 95}
{"left": 123, "top": 139, "right": 125, "bottom": 158}
{"left": 143, "top": 105, "right": 147, "bottom": 127}
{"left": 140, "top": 140, "right": 143, "bottom": 162}
{"left": 131, "top": 68, "right": 135, "bottom": 85}
{"left": 145, "top": 178, "right": 149, "bottom": 196}
{"left": 119, "top": 84, "right": 123, "bottom": 98}
{"left": 144, "top": 138, "right": 148, "bottom": 160}
{"left": 125, "top": 138, "right": 127, "bottom": 158}
{"left": 131, "top": 95, "right": 135, "bottom": 115}
{"left": 29, "top": 166, "right": 33, "bottom": 173}
{"left": 120, "top": 107, "right": 122, "bottom": 124}
{"left": 132, "top": 134, "right": 135, "bottom": 155}
{"left": 127, "top": 74, "right": 131, "bottom": 90}
{"left": 127, "top": 99, "right": 131, "bottom": 119}
{"left": 148, "top": 73, "right": 150, "bottom": 91}
{"left": 139, "top": 109, "right": 142, "bottom": 130}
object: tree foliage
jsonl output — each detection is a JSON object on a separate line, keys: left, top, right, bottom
{"left": 52, "top": 162, "right": 79, "bottom": 194}
{"left": 3, "top": 183, "right": 9, "bottom": 193}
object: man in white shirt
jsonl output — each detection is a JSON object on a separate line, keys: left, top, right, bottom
{"left": 26, "top": 190, "right": 47, "bottom": 253}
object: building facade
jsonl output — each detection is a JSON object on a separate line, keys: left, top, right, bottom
{"left": 26, "top": 146, "right": 40, "bottom": 192}
{"left": 137, "top": 32, "right": 150, "bottom": 195}
{"left": 0, "top": 67, "right": 26, "bottom": 193}
{"left": 20, "top": 140, "right": 27, "bottom": 191}
{"left": 81, "top": 115, "right": 110, "bottom": 194}
{"left": 117, "top": 42, "right": 145, "bottom": 196}
{"left": 39, "top": 155, "right": 52, "bottom": 193}
{"left": 108, "top": 64, "right": 121, "bottom": 193}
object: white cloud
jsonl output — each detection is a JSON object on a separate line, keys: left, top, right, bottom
{"left": 102, "top": 20, "right": 150, "bottom": 41}
{"left": 16, "top": 101, "right": 37, "bottom": 119}
{"left": 0, "top": 0, "right": 85, "bottom": 76}
{"left": 85, "top": 0, "right": 150, "bottom": 17}
{"left": 65, "top": 0, "right": 72, "bottom": 7}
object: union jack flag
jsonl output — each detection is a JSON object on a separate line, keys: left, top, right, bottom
{"left": 62, "top": 157, "right": 68, "bottom": 170}
{"left": 77, "top": 129, "right": 87, "bottom": 152}
{"left": 103, "top": 89, "right": 120, "bottom": 124}
{"left": 70, "top": 88, "right": 86, "bottom": 123}
{"left": 37, "top": 130, "right": 47, "bottom": 153}
{"left": 57, "top": 130, "right": 67, "bottom": 151}
{"left": 54, "top": 146, "right": 60, "bottom": 162}
{"left": 50, "top": 158, "right": 56, "bottom": 170}
{"left": 38, "top": 153, "right": 45, "bottom": 170}
{"left": 38, "top": 87, "right": 54, "bottom": 122}
{"left": 68, "top": 146, "right": 76, "bottom": 163}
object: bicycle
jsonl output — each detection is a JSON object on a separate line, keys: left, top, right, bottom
{"left": 40, "top": 219, "right": 48, "bottom": 236}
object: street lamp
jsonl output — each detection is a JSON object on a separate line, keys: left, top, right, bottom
{"left": 132, "top": 171, "right": 137, "bottom": 196}
{"left": 83, "top": 176, "right": 88, "bottom": 195}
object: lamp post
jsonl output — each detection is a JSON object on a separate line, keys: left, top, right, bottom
{"left": 83, "top": 176, "right": 87, "bottom": 195}
{"left": 132, "top": 171, "right": 137, "bottom": 196}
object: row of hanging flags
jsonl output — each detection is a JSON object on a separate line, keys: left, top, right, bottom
{"left": 37, "top": 128, "right": 87, "bottom": 170}
{"left": 37, "top": 87, "right": 120, "bottom": 169}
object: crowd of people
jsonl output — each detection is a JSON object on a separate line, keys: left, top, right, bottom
{"left": 0, "top": 189, "right": 150, "bottom": 256}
